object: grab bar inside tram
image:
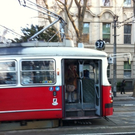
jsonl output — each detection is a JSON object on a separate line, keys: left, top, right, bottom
{"left": 95, "top": 84, "right": 100, "bottom": 99}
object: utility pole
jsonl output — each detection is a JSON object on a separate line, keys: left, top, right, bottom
{"left": 113, "top": 15, "right": 118, "bottom": 97}
{"left": 133, "top": 0, "right": 135, "bottom": 97}
{"left": 133, "top": 0, "right": 135, "bottom": 17}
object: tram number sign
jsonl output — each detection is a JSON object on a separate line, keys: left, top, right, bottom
{"left": 95, "top": 40, "right": 105, "bottom": 50}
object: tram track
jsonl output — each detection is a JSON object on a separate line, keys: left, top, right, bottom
{"left": 0, "top": 105, "right": 134, "bottom": 131}
{"left": 0, "top": 117, "right": 115, "bottom": 131}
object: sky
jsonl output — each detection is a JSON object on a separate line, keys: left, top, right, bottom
{"left": 0, "top": 0, "right": 38, "bottom": 39}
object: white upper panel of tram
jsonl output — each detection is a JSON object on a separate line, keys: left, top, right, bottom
{"left": 0, "top": 46, "right": 107, "bottom": 57}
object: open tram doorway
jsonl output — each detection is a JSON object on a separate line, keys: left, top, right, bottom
{"left": 62, "top": 59, "right": 102, "bottom": 119}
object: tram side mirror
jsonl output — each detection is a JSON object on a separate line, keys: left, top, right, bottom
{"left": 108, "top": 57, "right": 113, "bottom": 64}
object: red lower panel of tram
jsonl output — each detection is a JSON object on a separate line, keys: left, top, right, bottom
{"left": 0, "top": 86, "right": 62, "bottom": 121}
{"left": 102, "top": 85, "right": 113, "bottom": 116}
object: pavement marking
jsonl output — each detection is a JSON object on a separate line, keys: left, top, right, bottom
{"left": 114, "top": 104, "right": 135, "bottom": 107}
{"left": 65, "top": 132, "right": 135, "bottom": 135}
{"left": 121, "top": 104, "right": 134, "bottom": 106}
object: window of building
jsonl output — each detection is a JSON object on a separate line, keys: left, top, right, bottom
{"left": 80, "top": 0, "right": 91, "bottom": 6}
{"left": 80, "top": 0, "right": 84, "bottom": 5}
{"left": 83, "top": 23, "right": 89, "bottom": 34}
{"left": 21, "top": 59, "right": 56, "bottom": 85}
{"left": 124, "top": 61, "right": 131, "bottom": 78}
{"left": 0, "top": 60, "right": 17, "bottom": 85}
{"left": 59, "top": 0, "right": 71, "bottom": 5}
{"left": 103, "top": 23, "right": 110, "bottom": 43}
{"left": 60, "top": 0, "right": 65, "bottom": 3}
{"left": 82, "top": 23, "right": 89, "bottom": 43}
{"left": 123, "top": 0, "right": 131, "bottom": 7}
{"left": 126, "top": 81, "right": 132, "bottom": 87}
{"left": 102, "top": 0, "right": 110, "bottom": 6}
{"left": 124, "top": 24, "right": 131, "bottom": 44}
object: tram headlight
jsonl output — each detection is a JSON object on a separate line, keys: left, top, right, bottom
{"left": 110, "top": 89, "right": 112, "bottom": 94}
{"left": 110, "top": 89, "right": 113, "bottom": 96}
{"left": 110, "top": 89, "right": 113, "bottom": 102}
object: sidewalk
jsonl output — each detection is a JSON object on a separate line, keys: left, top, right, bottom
{"left": 113, "top": 92, "right": 135, "bottom": 101}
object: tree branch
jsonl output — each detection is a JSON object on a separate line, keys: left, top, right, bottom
{"left": 56, "top": 0, "right": 65, "bottom": 5}
{"left": 74, "top": 0, "right": 80, "bottom": 7}
{"left": 55, "top": 0, "right": 64, "bottom": 10}
{"left": 38, "top": 0, "right": 88, "bottom": 45}
{"left": 43, "top": 0, "right": 62, "bottom": 42}
{"left": 56, "top": 0, "right": 73, "bottom": 11}
{"left": 64, "top": 1, "right": 80, "bottom": 38}
{"left": 81, "top": 0, "right": 87, "bottom": 19}
{"left": 67, "top": 0, "right": 73, "bottom": 10}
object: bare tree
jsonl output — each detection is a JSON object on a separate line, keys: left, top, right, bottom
{"left": 56, "top": 0, "right": 88, "bottom": 45}
{"left": 36, "top": 0, "right": 62, "bottom": 42}
{"left": 37, "top": 0, "right": 88, "bottom": 45}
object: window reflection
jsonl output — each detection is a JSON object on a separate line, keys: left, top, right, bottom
{"left": 124, "top": 61, "right": 131, "bottom": 78}
{"left": 0, "top": 61, "right": 17, "bottom": 85}
{"left": 124, "top": 24, "right": 131, "bottom": 44}
{"left": 21, "top": 59, "right": 55, "bottom": 85}
{"left": 103, "top": 23, "right": 110, "bottom": 43}
{"left": 102, "top": 0, "right": 110, "bottom": 6}
{"left": 123, "top": 0, "right": 131, "bottom": 7}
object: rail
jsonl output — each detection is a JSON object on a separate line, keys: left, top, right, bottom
{"left": 108, "top": 53, "right": 132, "bottom": 64}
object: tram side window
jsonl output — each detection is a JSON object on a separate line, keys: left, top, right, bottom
{"left": 0, "top": 61, "right": 17, "bottom": 85}
{"left": 21, "top": 59, "right": 55, "bottom": 85}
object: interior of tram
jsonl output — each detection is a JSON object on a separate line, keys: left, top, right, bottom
{"left": 63, "top": 59, "right": 102, "bottom": 118}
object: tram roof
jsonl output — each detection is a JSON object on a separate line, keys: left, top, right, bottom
{"left": 0, "top": 46, "right": 107, "bottom": 57}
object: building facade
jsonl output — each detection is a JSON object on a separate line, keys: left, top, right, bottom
{"left": 36, "top": 0, "right": 135, "bottom": 91}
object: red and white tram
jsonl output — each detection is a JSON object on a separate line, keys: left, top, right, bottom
{"left": 0, "top": 42, "right": 113, "bottom": 123}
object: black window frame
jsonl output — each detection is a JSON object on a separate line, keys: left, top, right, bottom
{"left": 82, "top": 22, "right": 90, "bottom": 43}
{"left": 124, "top": 24, "right": 131, "bottom": 44}
{"left": 102, "top": 23, "right": 111, "bottom": 44}
{"left": 123, "top": 0, "right": 131, "bottom": 7}
{"left": 124, "top": 61, "right": 131, "bottom": 78}
{"left": 102, "top": 0, "right": 110, "bottom": 6}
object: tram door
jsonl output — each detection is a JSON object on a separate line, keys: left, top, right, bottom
{"left": 94, "top": 60, "right": 102, "bottom": 116}
{"left": 62, "top": 59, "right": 102, "bottom": 119}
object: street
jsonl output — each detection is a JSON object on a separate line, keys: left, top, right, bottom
{"left": 0, "top": 92, "right": 135, "bottom": 135}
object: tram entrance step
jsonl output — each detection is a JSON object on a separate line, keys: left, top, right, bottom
{"left": 63, "top": 115, "right": 100, "bottom": 120}
{"left": 65, "top": 108, "right": 96, "bottom": 117}
{"left": 66, "top": 108, "right": 96, "bottom": 112}
{"left": 65, "top": 103, "right": 95, "bottom": 110}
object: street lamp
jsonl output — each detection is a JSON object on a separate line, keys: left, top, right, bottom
{"left": 113, "top": 15, "right": 118, "bottom": 97}
{"left": 133, "top": 0, "right": 135, "bottom": 17}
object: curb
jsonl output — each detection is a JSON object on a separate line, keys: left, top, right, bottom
{"left": 2, "top": 125, "right": 135, "bottom": 134}
{"left": 113, "top": 98, "right": 135, "bottom": 101}
{"left": 113, "top": 104, "right": 135, "bottom": 107}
